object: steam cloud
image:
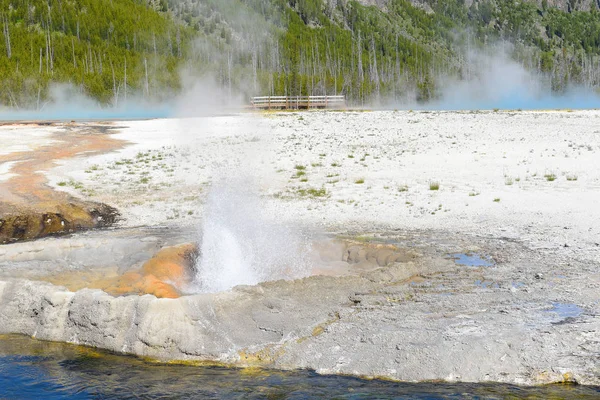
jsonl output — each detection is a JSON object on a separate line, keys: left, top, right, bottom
{"left": 406, "top": 45, "right": 600, "bottom": 110}
{"left": 2, "top": 41, "right": 600, "bottom": 120}
{"left": 191, "top": 177, "right": 312, "bottom": 294}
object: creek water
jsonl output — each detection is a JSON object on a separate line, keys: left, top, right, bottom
{"left": 1, "top": 336, "right": 599, "bottom": 399}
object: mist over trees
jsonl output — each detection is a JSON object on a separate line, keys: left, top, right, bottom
{"left": 1, "top": 0, "right": 600, "bottom": 108}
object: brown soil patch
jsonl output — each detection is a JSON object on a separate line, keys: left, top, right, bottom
{"left": 0, "top": 122, "right": 124, "bottom": 243}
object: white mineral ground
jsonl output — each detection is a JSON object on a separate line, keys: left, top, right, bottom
{"left": 0, "top": 110, "right": 599, "bottom": 385}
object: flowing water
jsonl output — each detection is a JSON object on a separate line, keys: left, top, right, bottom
{"left": 1, "top": 335, "right": 599, "bottom": 399}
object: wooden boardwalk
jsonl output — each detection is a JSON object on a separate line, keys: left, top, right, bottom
{"left": 250, "top": 95, "right": 345, "bottom": 110}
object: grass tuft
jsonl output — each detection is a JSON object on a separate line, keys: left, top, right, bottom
{"left": 297, "top": 187, "right": 328, "bottom": 198}
{"left": 544, "top": 173, "right": 557, "bottom": 182}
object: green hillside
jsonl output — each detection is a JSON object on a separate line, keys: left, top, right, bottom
{"left": 0, "top": 0, "right": 190, "bottom": 107}
{"left": 1, "top": 0, "right": 600, "bottom": 108}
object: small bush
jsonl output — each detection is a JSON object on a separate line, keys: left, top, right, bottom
{"left": 544, "top": 173, "right": 557, "bottom": 182}
{"left": 429, "top": 182, "right": 440, "bottom": 191}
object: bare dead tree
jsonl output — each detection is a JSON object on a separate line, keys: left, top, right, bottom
{"left": 124, "top": 56, "right": 127, "bottom": 104}
{"left": 153, "top": 32, "right": 157, "bottom": 58}
{"left": 176, "top": 28, "right": 182, "bottom": 58}
{"left": 2, "top": 14, "right": 11, "bottom": 59}
{"left": 111, "top": 61, "right": 117, "bottom": 106}
{"left": 144, "top": 57, "right": 149, "bottom": 97}
{"left": 357, "top": 31, "right": 363, "bottom": 83}
{"left": 71, "top": 38, "right": 77, "bottom": 68}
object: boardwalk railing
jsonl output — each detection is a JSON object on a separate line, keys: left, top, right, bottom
{"left": 251, "top": 95, "right": 345, "bottom": 110}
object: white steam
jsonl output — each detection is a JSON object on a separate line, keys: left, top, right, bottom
{"left": 0, "top": 83, "right": 171, "bottom": 121}
{"left": 173, "top": 73, "right": 244, "bottom": 118}
{"left": 191, "top": 178, "right": 312, "bottom": 294}
{"left": 411, "top": 45, "right": 600, "bottom": 110}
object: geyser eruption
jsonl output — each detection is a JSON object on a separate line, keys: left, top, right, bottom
{"left": 192, "top": 180, "right": 311, "bottom": 293}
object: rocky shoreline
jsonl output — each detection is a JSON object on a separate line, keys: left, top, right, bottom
{"left": 0, "top": 201, "right": 119, "bottom": 244}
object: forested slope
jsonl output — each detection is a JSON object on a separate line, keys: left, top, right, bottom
{"left": 1, "top": 0, "right": 600, "bottom": 108}
{"left": 0, "top": 0, "right": 190, "bottom": 107}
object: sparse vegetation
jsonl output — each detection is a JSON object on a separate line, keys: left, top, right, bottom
{"left": 429, "top": 182, "right": 440, "bottom": 191}
{"left": 297, "top": 187, "right": 328, "bottom": 198}
{"left": 355, "top": 178, "right": 365, "bottom": 184}
{"left": 545, "top": 173, "right": 557, "bottom": 182}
